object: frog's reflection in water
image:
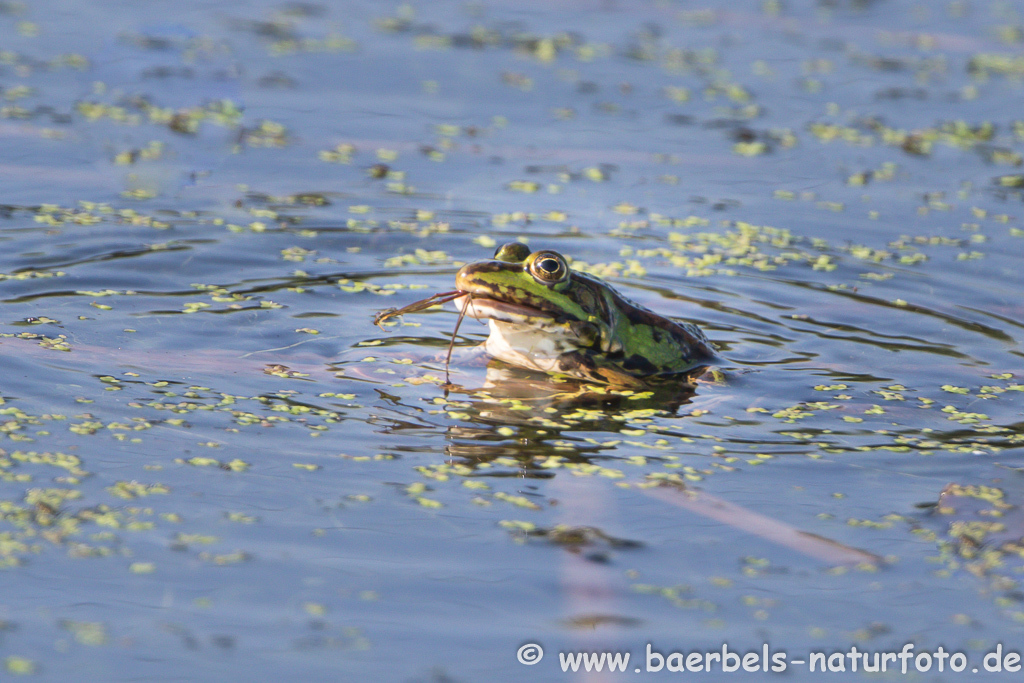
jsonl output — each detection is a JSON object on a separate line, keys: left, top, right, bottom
{"left": 439, "top": 360, "right": 712, "bottom": 468}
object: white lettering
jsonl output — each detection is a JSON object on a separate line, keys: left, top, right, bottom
{"left": 846, "top": 645, "right": 860, "bottom": 672}
{"left": 722, "top": 645, "right": 740, "bottom": 672}
{"left": 898, "top": 643, "right": 914, "bottom": 674}
{"left": 558, "top": 651, "right": 629, "bottom": 672}
{"left": 645, "top": 644, "right": 663, "bottom": 672}
{"left": 985, "top": 644, "right": 1003, "bottom": 672}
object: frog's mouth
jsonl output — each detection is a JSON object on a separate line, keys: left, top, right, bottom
{"left": 453, "top": 293, "right": 559, "bottom": 327}
{"left": 453, "top": 293, "right": 589, "bottom": 370}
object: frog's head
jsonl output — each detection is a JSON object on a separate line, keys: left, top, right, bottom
{"left": 454, "top": 243, "right": 612, "bottom": 367}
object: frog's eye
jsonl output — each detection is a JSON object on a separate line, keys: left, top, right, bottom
{"left": 493, "top": 242, "right": 531, "bottom": 263}
{"left": 528, "top": 251, "right": 569, "bottom": 283}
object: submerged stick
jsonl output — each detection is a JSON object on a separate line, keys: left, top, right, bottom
{"left": 373, "top": 290, "right": 463, "bottom": 329}
{"left": 643, "top": 483, "right": 882, "bottom": 567}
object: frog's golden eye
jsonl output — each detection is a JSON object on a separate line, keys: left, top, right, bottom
{"left": 528, "top": 251, "right": 569, "bottom": 283}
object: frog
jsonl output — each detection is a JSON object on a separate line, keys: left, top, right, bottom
{"left": 452, "top": 242, "right": 715, "bottom": 385}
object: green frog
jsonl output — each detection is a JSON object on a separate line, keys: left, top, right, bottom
{"left": 453, "top": 243, "right": 715, "bottom": 385}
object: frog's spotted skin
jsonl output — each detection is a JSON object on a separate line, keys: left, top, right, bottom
{"left": 454, "top": 243, "right": 715, "bottom": 385}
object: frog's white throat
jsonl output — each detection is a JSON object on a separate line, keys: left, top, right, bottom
{"left": 483, "top": 319, "right": 579, "bottom": 373}
{"left": 455, "top": 294, "right": 583, "bottom": 372}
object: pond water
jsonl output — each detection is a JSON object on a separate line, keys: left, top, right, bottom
{"left": 1, "top": 0, "right": 1024, "bottom": 680}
